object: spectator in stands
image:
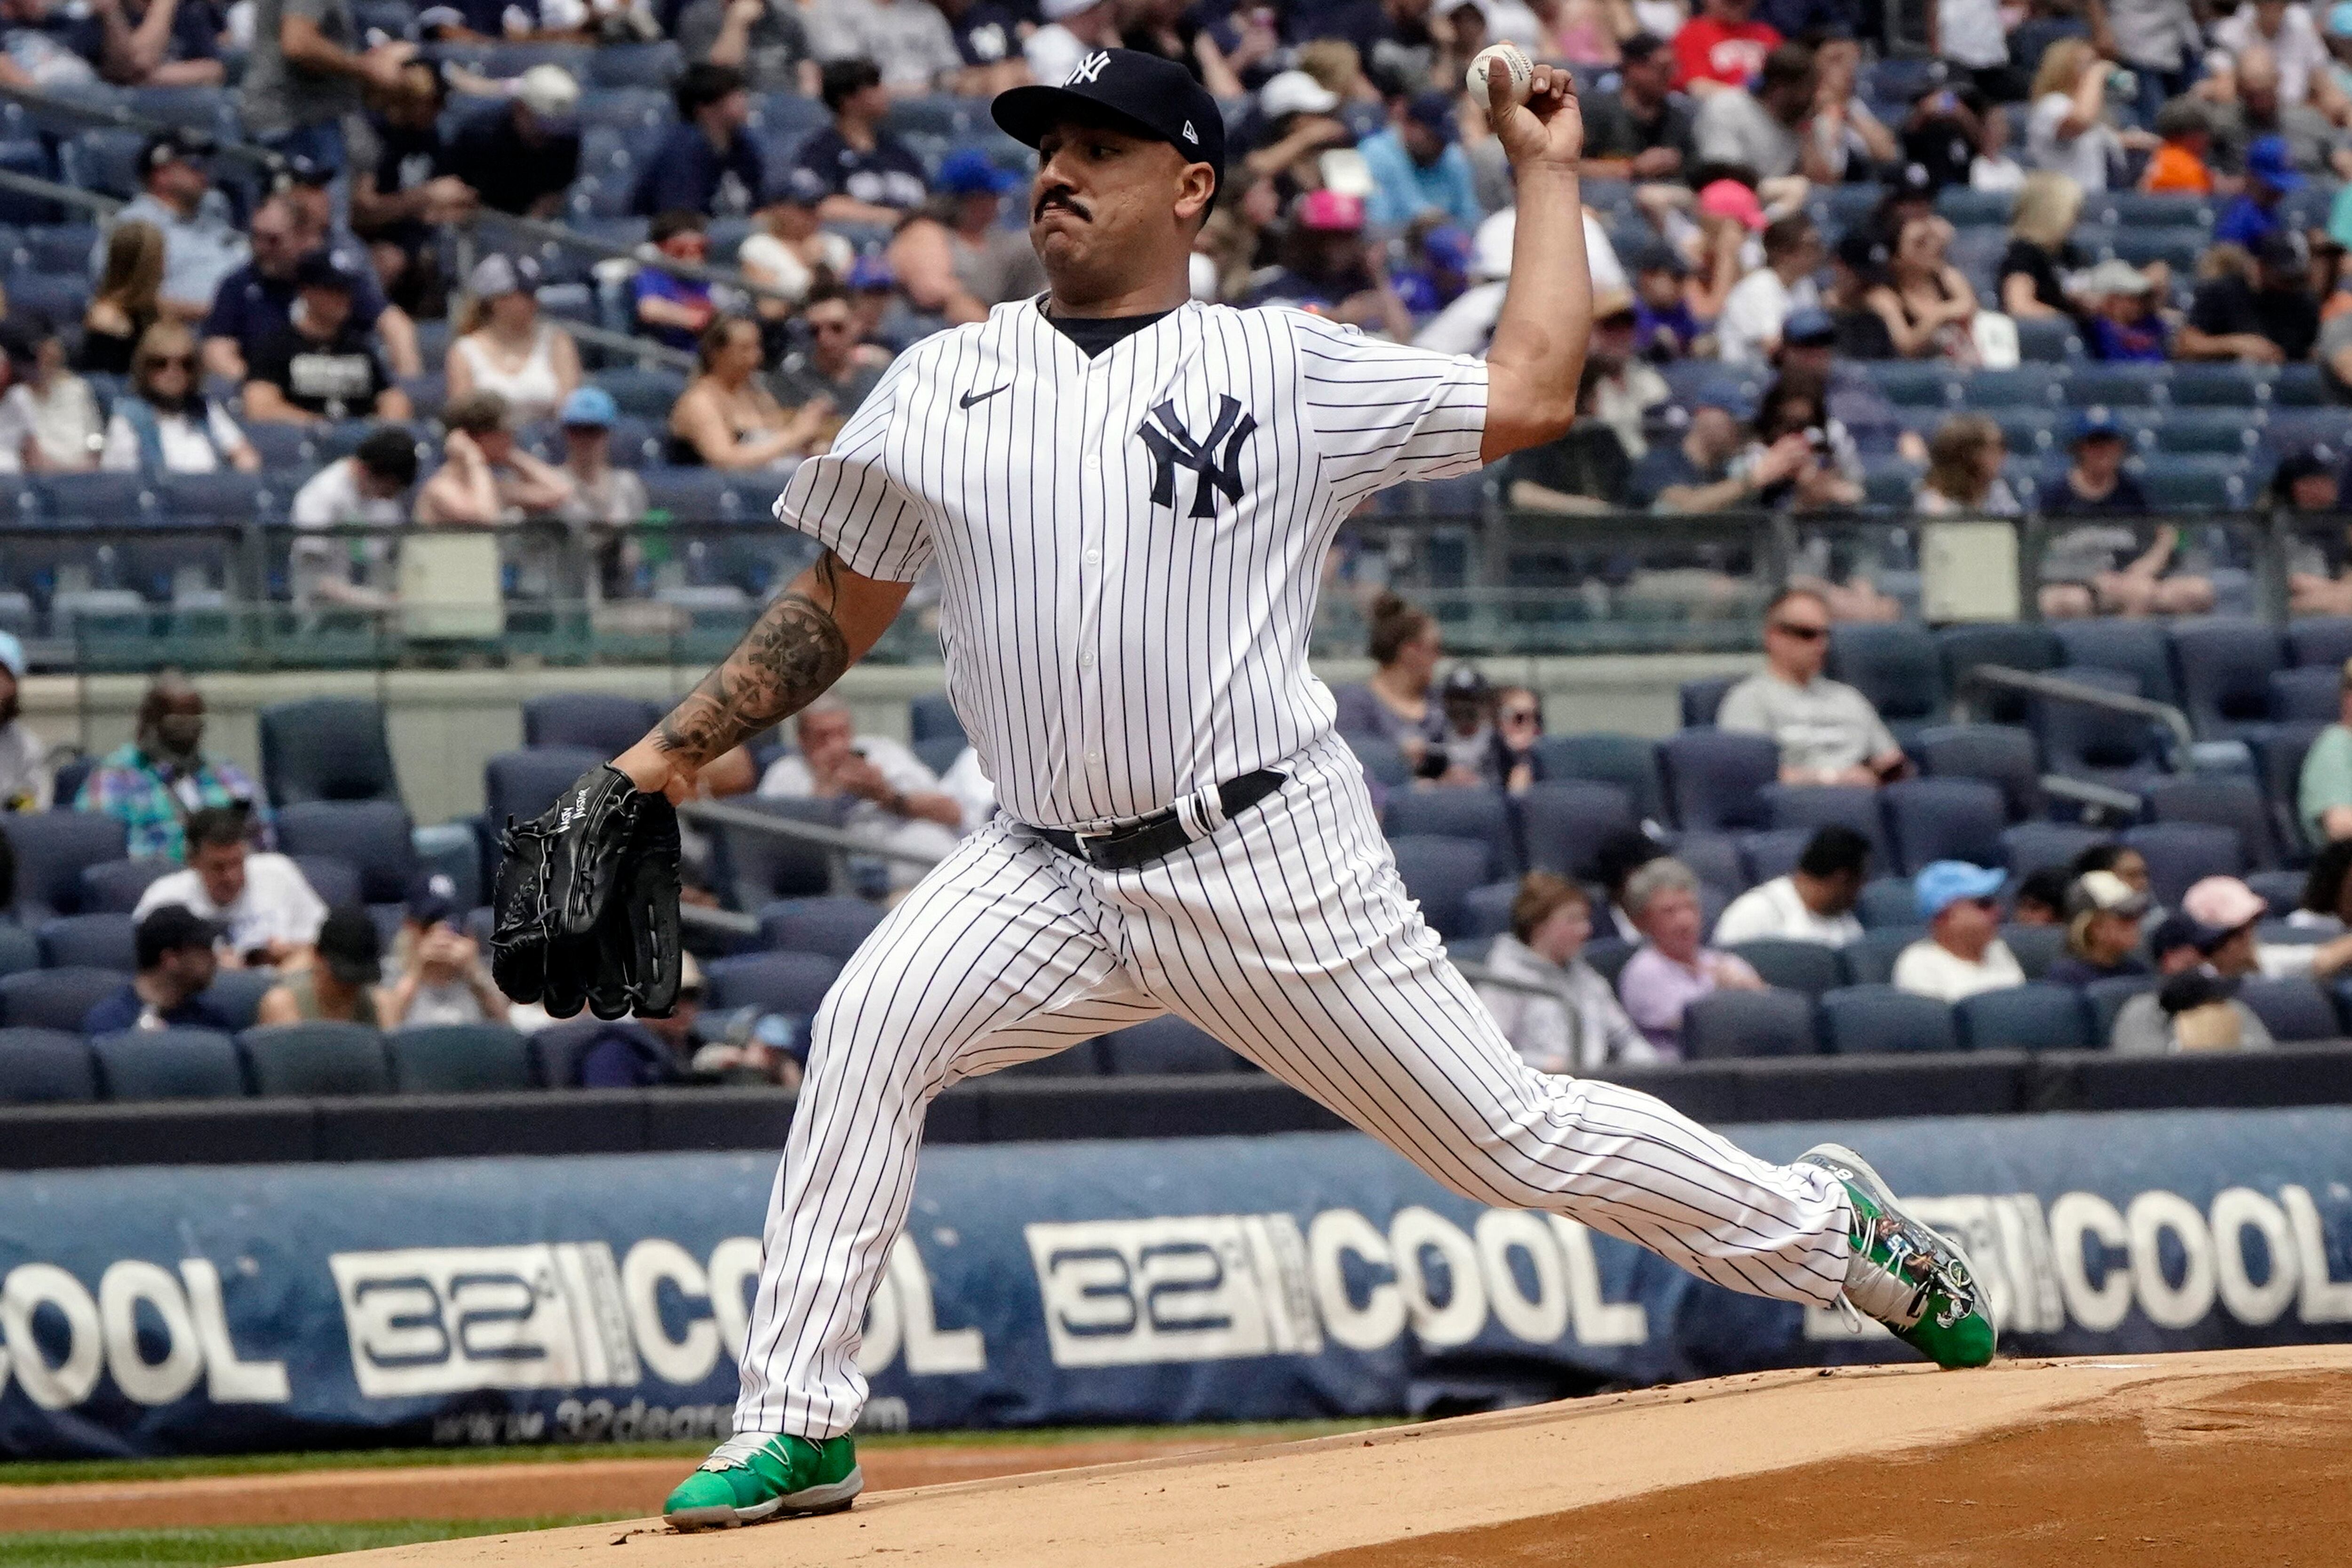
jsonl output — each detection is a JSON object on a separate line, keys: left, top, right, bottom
{"left": 255, "top": 906, "right": 390, "bottom": 1026}
{"left": 1893, "top": 860, "right": 2023, "bottom": 1001}
{"left": 1477, "top": 873, "right": 1655, "bottom": 1074}
{"left": 632, "top": 211, "right": 719, "bottom": 354}
{"left": 2079, "top": 256, "right": 2169, "bottom": 361}
{"left": 1733, "top": 371, "right": 1864, "bottom": 514}
{"left": 2109, "top": 911, "right": 2271, "bottom": 1053}
{"left": 289, "top": 425, "right": 416, "bottom": 612}
{"left": 758, "top": 697, "right": 962, "bottom": 894}
{"left": 1119, "top": 0, "right": 1251, "bottom": 95}
{"left": 2186, "top": 872, "right": 2352, "bottom": 981}
{"left": 1421, "top": 666, "right": 1503, "bottom": 785}
{"left": 133, "top": 804, "right": 325, "bottom": 969}
{"left": 1617, "top": 857, "right": 1767, "bottom": 1054}
{"left": 635, "top": 62, "right": 763, "bottom": 220}
{"left": 103, "top": 0, "right": 225, "bottom": 87}
{"left": 671, "top": 313, "right": 832, "bottom": 469}
{"left": 771, "top": 286, "right": 888, "bottom": 428}
{"left": 1807, "top": 35, "right": 1899, "bottom": 181}
{"left": 2044, "top": 868, "right": 2153, "bottom": 984}
{"left": 1711, "top": 823, "right": 1869, "bottom": 948}
{"left": 240, "top": 255, "right": 409, "bottom": 426}
{"left": 935, "top": 0, "right": 1032, "bottom": 94}
{"left": 1245, "top": 191, "right": 1414, "bottom": 338}
{"left": 1999, "top": 171, "right": 2085, "bottom": 321}
{"left": 2141, "top": 96, "right": 2216, "bottom": 193}
{"left": 101, "top": 323, "right": 261, "bottom": 475}
{"left": 446, "top": 254, "right": 580, "bottom": 429}
{"left": 273, "top": 154, "right": 420, "bottom": 378}
{"left": 1914, "top": 414, "right": 2017, "bottom": 517}
{"left": 1717, "top": 211, "right": 1822, "bottom": 366}
{"left": 416, "top": 390, "right": 572, "bottom": 525}
{"left": 794, "top": 58, "right": 929, "bottom": 226}
{"left": 81, "top": 220, "right": 165, "bottom": 377}
{"left": 0, "top": 319, "right": 102, "bottom": 473}
{"left": 82, "top": 906, "right": 233, "bottom": 1035}
{"left": 1630, "top": 246, "right": 1704, "bottom": 360}
{"left": 1772, "top": 307, "right": 1916, "bottom": 458}
{"left": 1240, "top": 69, "right": 1354, "bottom": 194}
{"left": 1504, "top": 361, "right": 1633, "bottom": 513}
{"left": 1579, "top": 294, "right": 1668, "bottom": 458}
{"left": 441, "top": 64, "right": 582, "bottom": 221}
{"left": 1592, "top": 826, "right": 1667, "bottom": 942}
{"left": 1025, "top": 0, "right": 1121, "bottom": 88}
{"left": 2008, "top": 863, "right": 2072, "bottom": 925}
{"left": 2083, "top": 0, "right": 2198, "bottom": 127}
{"left": 1720, "top": 585, "right": 1908, "bottom": 786}
{"left": 2180, "top": 231, "right": 2321, "bottom": 364}
{"left": 0, "top": 630, "right": 48, "bottom": 811}
{"left": 1579, "top": 33, "right": 1696, "bottom": 182}
{"left": 0, "top": 0, "right": 104, "bottom": 89}
{"left": 2071, "top": 840, "right": 2154, "bottom": 902}
{"left": 2208, "top": 45, "right": 2345, "bottom": 184}
{"left": 2211, "top": 0, "right": 2338, "bottom": 113}
{"left": 552, "top": 387, "right": 649, "bottom": 573}
{"left": 678, "top": 0, "right": 816, "bottom": 94}
{"left": 384, "top": 871, "right": 508, "bottom": 1027}
{"left": 1694, "top": 43, "right": 1830, "bottom": 183}
{"left": 2025, "top": 39, "right": 2130, "bottom": 192}
{"left": 2215, "top": 135, "right": 2303, "bottom": 250}
{"left": 810, "top": 0, "right": 963, "bottom": 92}
{"left": 572, "top": 955, "right": 711, "bottom": 1085}
{"left": 742, "top": 169, "right": 857, "bottom": 330}
{"left": 2292, "top": 837, "right": 2352, "bottom": 930}
{"left": 78, "top": 672, "right": 269, "bottom": 860}
{"left": 348, "top": 58, "right": 470, "bottom": 314}
{"left": 238, "top": 0, "right": 415, "bottom": 174}
{"left": 1361, "top": 89, "right": 1481, "bottom": 232}
{"left": 1331, "top": 591, "right": 1446, "bottom": 767}
{"left": 1489, "top": 684, "right": 1544, "bottom": 792}
{"left": 886, "top": 150, "right": 1046, "bottom": 326}
{"left": 1673, "top": 0, "right": 1780, "bottom": 96}
{"left": 1632, "top": 389, "right": 1754, "bottom": 510}
{"left": 1385, "top": 218, "right": 1474, "bottom": 323}
{"left": 1866, "top": 215, "right": 1979, "bottom": 361}
{"left": 201, "top": 195, "right": 395, "bottom": 386}
{"left": 2297, "top": 657, "right": 2352, "bottom": 843}
{"left": 1931, "top": 0, "right": 2011, "bottom": 102}
{"left": 2037, "top": 417, "right": 2208, "bottom": 614}
{"left": 99, "top": 133, "right": 247, "bottom": 324}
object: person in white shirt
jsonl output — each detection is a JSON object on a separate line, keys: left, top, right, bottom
{"left": 1712, "top": 824, "right": 1870, "bottom": 948}
{"left": 740, "top": 167, "right": 858, "bottom": 311}
{"left": 1716, "top": 211, "right": 1822, "bottom": 365}
{"left": 289, "top": 427, "right": 419, "bottom": 613}
{"left": 1891, "top": 860, "right": 2024, "bottom": 1003}
{"left": 756, "top": 699, "right": 963, "bottom": 891}
{"left": 1475, "top": 872, "right": 1658, "bottom": 1075}
{"left": 2212, "top": 0, "right": 2335, "bottom": 109}
{"left": 133, "top": 804, "right": 327, "bottom": 968}
{"left": 99, "top": 322, "right": 261, "bottom": 475}
{"left": 1414, "top": 205, "right": 1627, "bottom": 356}
{"left": 1024, "top": 0, "right": 1120, "bottom": 87}
{"left": 1718, "top": 585, "right": 1908, "bottom": 786}
{"left": 385, "top": 871, "right": 509, "bottom": 1027}
{"left": 0, "top": 322, "right": 100, "bottom": 473}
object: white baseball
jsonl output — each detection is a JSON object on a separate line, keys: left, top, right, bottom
{"left": 1466, "top": 42, "right": 1534, "bottom": 107}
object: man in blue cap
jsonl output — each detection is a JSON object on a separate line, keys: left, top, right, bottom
{"left": 885, "top": 147, "right": 1046, "bottom": 323}
{"left": 1893, "top": 860, "right": 2024, "bottom": 1002}
{"left": 2215, "top": 133, "right": 2304, "bottom": 247}
{"left": 1361, "top": 87, "right": 1483, "bottom": 230}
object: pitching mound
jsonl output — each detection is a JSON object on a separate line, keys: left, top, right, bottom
{"left": 302, "top": 1346, "right": 2352, "bottom": 1568}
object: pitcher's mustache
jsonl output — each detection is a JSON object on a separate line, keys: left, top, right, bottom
{"left": 1035, "top": 188, "right": 1090, "bottom": 222}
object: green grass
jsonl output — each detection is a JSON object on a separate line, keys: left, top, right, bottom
{"left": 0, "top": 1515, "right": 631, "bottom": 1568}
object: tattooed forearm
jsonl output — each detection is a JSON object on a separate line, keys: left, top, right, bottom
{"left": 654, "top": 552, "right": 850, "bottom": 766}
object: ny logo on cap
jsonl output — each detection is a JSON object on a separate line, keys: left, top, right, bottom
{"left": 1067, "top": 51, "right": 1111, "bottom": 85}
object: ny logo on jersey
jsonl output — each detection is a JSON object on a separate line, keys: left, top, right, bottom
{"left": 1066, "top": 52, "right": 1111, "bottom": 85}
{"left": 1136, "top": 396, "right": 1256, "bottom": 518}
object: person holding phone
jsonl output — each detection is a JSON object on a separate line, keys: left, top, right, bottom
{"left": 1717, "top": 584, "right": 1910, "bottom": 787}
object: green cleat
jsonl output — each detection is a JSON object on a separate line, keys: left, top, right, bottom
{"left": 663, "top": 1433, "right": 863, "bottom": 1531}
{"left": 1801, "top": 1142, "right": 1997, "bottom": 1371}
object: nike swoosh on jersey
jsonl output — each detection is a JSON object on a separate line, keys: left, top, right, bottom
{"left": 960, "top": 384, "right": 1012, "bottom": 409}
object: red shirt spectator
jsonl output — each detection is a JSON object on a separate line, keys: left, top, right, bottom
{"left": 1672, "top": 0, "right": 1781, "bottom": 92}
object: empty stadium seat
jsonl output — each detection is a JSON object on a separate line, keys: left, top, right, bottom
{"left": 1657, "top": 729, "right": 1778, "bottom": 831}
{"left": 2252, "top": 723, "right": 2325, "bottom": 856}
{"left": 37, "top": 913, "right": 135, "bottom": 971}
{"left": 1098, "top": 1015, "right": 1244, "bottom": 1074}
{"left": 1515, "top": 782, "right": 1637, "bottom": 880}
{"left": 703, "top": 951, "right": 843, "bottom": 1017}
{"left": 277, "top": 800, "right": 418, "bottom": 904}
{"left": 1678, "top": 675, "right": 1737, "bottom": 728}
{"left": 1910, "top": 724, "right": 2043, "bottom": 822}
{"left": 1855, "top": 877, "right": 1918, "bottom": 928}
{"left": 483, "top": 744, "right": 603, "bottom": 837}
{"left": 522, "top": 693, "right": 662, "bottom": 753}
{"left": 1680, "top": 988, "right": 1818, "bottom": 1059}
{"left": 1386, "top": 835, "right": 1491, "bottom": 939}
{"left": 1818, "top": 986, "right": 1959, "bottom": 1054}
{"left": 2270, "top": 666, "right": 2339, "bottom": 724}
{"left": 1724, "top": 939, "right": 1843, "bottom": 996}
{"left": 1760, "top": 784, "right": 1888, "bottom": 867}
{"left": 240, "top": 1023, "right": 393, "bottom": 1096}
{"left": 2235, "top": 978, "right": 2341, "bottom": 1042}
{"left": 1735, "top": 828, "right": 1810, "bottom": 885}
{"left": 2144, "top": 775, "right": 2277, "bottom": 870}
{"left": 1384, "top": 789, "right": 1517, "bottom": 880}
{"left": 755, "top": 895, "right": 887, "bottom": 962}
{"left": 2034, "top": 667, "right": 2169, "bottom": 792}
{"left": 1459, "top": 880, "right": 1517, "bottom": 938}
{"left": 1537, "top": 733, "right": 1662, "bottom": 822}
{"left": 3, "top": 811, "right": 125, "bottom": 919}
{"left": 200, "top": 970, "right": 278, "bottom": 1033}
{"left": 2168, "top": 619, "right": 2283, "bottom": 742}
{"left": 1828, "top": 622, "right": 1946, "bottom": 740}
{"left": 0, "top": 1026, "right": 96, "bottom": 1103}
{"left": 291, "top": 855, "right": 362, "bottom": 911}
{"left": 1838, "top": 927, "right": 1918, "bottom": 985}
{"left": 1880, "top": 779, "right": 2006, "bottom": 876}
{"left": 388, "top": 1024, "right": 536, "bottom": 1092}
{"left": 91, "top": 1027, "right": 245, "bottom": 1100}
{"left": 2123, "top": 821, "right": 2245, "bottom": 905}
{"left": 2285, "top": 617, "right": 2352, "bottom": 669}
{"left": 1673, "top": 831, "right": 1746, "bottom": 898}
{"left": 0, "top": 924, "right": 37, "bottom": 979}
{"left": 2053, "top": 619, "right": 2179, "bottom": 706}
{"left": 1936, "top": 622, "right": 2062, "bottom": 726}
{"left": 78, "top": 858, "right": 171, "bottom": 914}
{"left": 0, "top": 966, "right": 121, "bottom": 1032}
{"left": 1953, "top": 984, "right": 2092, "bottom": 1051}
{"left": 715, "top": 796, "right": 845, "bottom": 906}
{"left": 2000, "top": 923, "right": 2068, "bottom": 980}
{"left": 258, "top": 697, "right": 400, "bottom": 806}
{"left": 2000, "top": 821, "right": 2107, "bottom": 877}
{"left": 909, "top": 692, "right": 967, "bottom": 745}
{"left": 1344, "top": 732, "right": 1409, "bottom": 788}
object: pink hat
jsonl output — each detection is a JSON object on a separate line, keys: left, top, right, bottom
{"left": 2181, "top": 876, "right": 2267, "bottom": 932}
{"left": 1298, "top": 189, "right": 1366, "bottom": 232}
{"left": 1697, "top": 178, "right": 1767, "bottom": 231}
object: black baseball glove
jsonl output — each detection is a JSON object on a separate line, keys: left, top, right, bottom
{"left": 491, "top": 764, "right": 683, "bottom": 1020}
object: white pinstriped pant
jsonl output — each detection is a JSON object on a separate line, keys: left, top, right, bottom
{"left": 731, "top": 732, "right": 1854, "bottom": 1438}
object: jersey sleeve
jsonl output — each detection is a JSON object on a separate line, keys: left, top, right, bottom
{"left": 1287, "top": 311, "right": 1490, "bottom": 500}
{"left": 771, "top": 351, "right": 932, "bottom": 582}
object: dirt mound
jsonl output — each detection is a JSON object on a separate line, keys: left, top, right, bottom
{"left": 298, "top": 1346, "right": 2352, "bottom": 1568}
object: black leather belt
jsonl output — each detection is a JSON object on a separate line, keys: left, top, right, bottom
{"left": 1033, "top": 770, "right": 1287, "bottom": 871}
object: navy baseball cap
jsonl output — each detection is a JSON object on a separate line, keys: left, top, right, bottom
{"left": 2072, "top": 409, "right": 2125, "bottom": 445}
{"left": 992, "top": 48, "right": 1226, "bottom": 208}
{"left": 1781, "top": 306, "right": 1836, "bottom": 347}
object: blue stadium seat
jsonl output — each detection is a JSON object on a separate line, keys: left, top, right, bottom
{"left": 756, "top": 895, "right": 887, "bottom": 962}
{"left": 1678, "top": 675, "right": 1737, "bottom": 728}
{"left": 2165, "top": 362, "right": 2267, "bottom": 407}
{"left": 1657, "top": 729, "right": 1778, "bottom": 832}
{"left": 1819, "top": 985, "right": 1959, "bottom": 1054}
{"left": 77, "top": 858, "right": 170, "bottom": 915}
{"left": 1538, "top": 733, "right": 1662, "bottom": 822}
{"left": 642, "top": 468, "right": 761, "bottom": 522}
{"left": 1515, "top": 781, "right": 1636, "bottom": 880}
{"left": 0, "top": 923, "right": 40, "bottom": 979}
{"left": 388, "top": 1023, "right": 536, "bottom": 1092}
{"left": 2252, "top": 723, "right": 2325, "bottom": 856}
{"left": 716, "top": 796, "right": 842, "bottom": 906}
{"left": 201, "top": 970, "right": 277, "bottom": 1033}
{"left": 2122, "top": 821, "right": 2245, "bottom": 906}
{"left": 2135, "top": 457, "right": 2249, "bottom": 510}
{"left": 1735, "top": 827, "right": 1811, "bottom": 885}
{"left": 586, "top": 41, "right": 682, "bottom": 88}
{"left": 1098, "top": 1015, "right": 1245, "bottom": 1075}
{"left": 1855, "top": 877, "right": 1917, "bottom": 928}
{"left": 2144, "top": 775, "right": 2277, "bottom": 870}
{"left": 908, "top": 692, "right": 966, "bottom": 745}
{"left": 1839, "top": 926, "right": 1918, "bottom": 985}
{"left": 1999, "top": 822, "right": 2106, "bottom": 877}
{"left": 240, "top": 1022, "right": 391, "bottom": 1096}
{"left": 91, "top": 1027, "right": 245, "bottom": 1100}
{"left": 484, "top": 746, "right": 602, "bottom": 834}
{"left": 2270, "top": 363, "right": 2326, "bottom": 406}
{"left": 2168, "top": 618, "right": 2282, "bottom": 742}
{"left": 2286, "top": 617, "right": 2352, "bottom": 669}
{"left": 704, "top": 951, "right": 843, "bottom": 1017}
{"left": 291, "top": 854, "right": 361, "bottom": 911}
{"left": 37, "top": 913, "right": 135, "bottom": 971}
{"left": 1953, "top": 985, "right": 2092, "bottom": 1051}
{"left": 1680, "top": 988, "right": 1818, "bottom": 1059}
{"left": 38, "top": 470, "right": 155, "bottom": 525}
{"left": 1761, "top": 784, "right": 1888, "bottom": 868}
{"left": 1583, "top": 937, "right": 1635, "bottom": 988}
{"left": 245, "top": 422, "right": 321, "bottom": 471}
{"left": 1966, "top": 366, "right": 2066, "bottom": 407}
{"left": 912, "top": 736, "right": 963, "bottom": 778}
{"left": 2234, "top": 977, "right": 2341, "bottom": 1042}
{"left": 2034, "top": 667, "right": 2169, "bottom": 793}
{"left": 2053, "top": 619, "right": 2178, "bottom": 706}
{"left": 1673, "top": 831, "right": 1746, "bottom": 899}
{"left": 2146, "top": 408, "right": 2261, "bottom": 458}
{"left": 277, "top": 800, "right": 417, "bottom": 903}
{"left": 1724, "top": 939, "right": 1843, "bottom": 996}
{"left": 1866, "top": 362, "right": 1958, "bottom": 408}
{"left": 1937, "top": 621, "right": 2062, "bottom": 727}
{"left": 2082, "top": 975, "right": 2156, "bottom": 1043}
{"left": 2013, "top": 317, "right": 2081, "bottom": 363}
{"left": 258, "top": 697, "right": 399, "bottom": 806}
{"left": 2270, "top": 666, "right": 2339, "bottom": 723}
{"left": 2092, "top": 191, "right": 2213, "bottom": 227}
{"left": 1459, "top": 879, "right": 1517, "bottom": 939}
{"left": 521, "top": 692, "right": 662, "bottom": 753}
{"left": 0, "top": 1026, "right": 95, "bottom": 1103}
{"left": 1881, "top": 778, "right": 2006, "bottom": 876}
{"left": 2001, "top": 923, "right": 2068, "bottom": 980}
{"left": 158, "top": 472, "right": 278, "bottom": 527}
{"left": 0, "top": 966, "right": 124, "bottom": 1032}
{"left": 1387, "top": 835, "right": 1490, "bottom": 939}
{"left": 1344, "top": 732, "right": 1409, "bottom": 788}
{"left": 3, "top": 811, "right": 126, "bottom": 919}
{"left": 1910, "top": 724, "right": 2042, "bottom": 822}
{"left": 2063, "top": 365, "right": 2165, "bottom": 408}
{"left": 599, "top": 366, "right": 690, "bottom": 418}
{"left": 1384, "top": 789, "right": 1517, "bottom": 879}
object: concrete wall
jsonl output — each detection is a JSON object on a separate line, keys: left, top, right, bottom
{"left": 20, "top": 651, "right": 1761, "bottom": 825}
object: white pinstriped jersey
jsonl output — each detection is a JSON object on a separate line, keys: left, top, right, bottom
{"left": 772, "top": 297, "right": 1491, "bottom": 831}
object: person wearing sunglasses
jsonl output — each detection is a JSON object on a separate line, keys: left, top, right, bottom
{"left": 100, "top": 322, "right": 262, "bottom": 475}
{"left": 1717, "top": 583, "right": 1909, "bottom": 787}
{"left": 1491, "top": 684, "right": 1546, "bottom": 793}
{"left": 1891, "top": 860, "right": 2023, "bottom": 1003}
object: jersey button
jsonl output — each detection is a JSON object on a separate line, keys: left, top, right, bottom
{"left": 1085, "top": 749, "right": 1101, "bottom": 764}
{"left": 1083, "top": 549, "right": 1100, "bottom": 565}
{"left": 1080, "top": 650, "right": 1095, "bottom": 667}
{"left": 1083, "top": 454, "right": 1101, "bottom": 470}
